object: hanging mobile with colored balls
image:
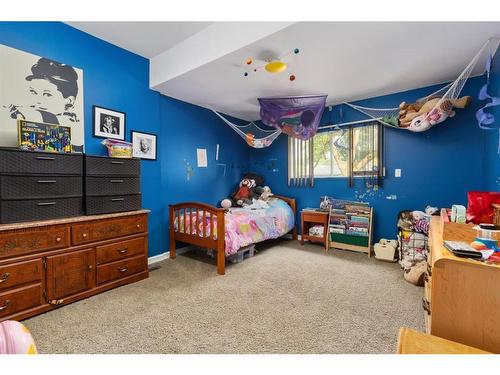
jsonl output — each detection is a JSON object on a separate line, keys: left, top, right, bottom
{"left": 242, "top": 47, "right": 300, "bottom": 81}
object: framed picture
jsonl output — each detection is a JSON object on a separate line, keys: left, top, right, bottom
{"left": 131, "top": 131, "right": 157, "bottom": 160}
{"left": 93, "top": 105, "right": 126, "bottom": 140}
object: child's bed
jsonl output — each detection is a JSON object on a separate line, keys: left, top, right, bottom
{"left": 169, "top": 195, "right": 297, "bottom": 275}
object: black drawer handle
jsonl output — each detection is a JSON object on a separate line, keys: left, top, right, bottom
{"left": 0, "top": 273, "right": 10, "bottom": 283}
{"left": 111, "top": 161, "right": 124, "bottom": 165}
{"left": 0, "top": 300, "right": 11, "bottom": 311}
{"left": 37, "top": 180, "right": 57, "bottom": 184}
{"left": 118, "top": 248, "right": 128, "bottom": 254}
{"left": 110, "top": 180, "right": 124, "bottom": 183}
{"left": 37, "top": 202, "right": 56, "bottom": 206}
{"left": 35, "top": 156, "right": 55, "bottom": 161}
{"left": 111, "top": 198, "right": 124, "bottom": 202}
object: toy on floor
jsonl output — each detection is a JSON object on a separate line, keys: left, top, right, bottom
{"left": 374, "top": 239, "right": 398, "bottom": 262}
{"left": 0, "top": 321, "right": 38, "bottom": 354}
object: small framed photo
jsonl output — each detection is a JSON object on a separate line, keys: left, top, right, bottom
{"left": 131, "top": 131, "right": 157, "bottom": 160}
{"left": 93, "top": 105, "right": 126, "bottom": 140}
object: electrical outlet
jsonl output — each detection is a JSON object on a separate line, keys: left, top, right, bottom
{"left": 395, "top": 168, "right": 402, "bottom": 178}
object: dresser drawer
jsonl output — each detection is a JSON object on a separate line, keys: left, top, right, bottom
{"left": 0, "top": 259, "right": 43, "bottom": 291}
{"left": 0, "top": 283, "right": 43, "bottom": 319}
{"left": 97, "top": 255, "right": 147, "bottom": 285}
{"left": 0, "top": 226, "right": 70, "bottom": 259}
{"left": 96, "top": 237, "right": 146, "bottom": 265}
{"left": 85, "top": 177, "right": 140, "bottom": 197}
{"left": 0, "top": 149, "right": 83, "bottom": 176}
{"left": 72, "top": 214, "right": 147, "bottom": 245}
{"left": 85, "top": 194, "right": 142, "bottom": 216}
{"left": 0, "top": 197, "right": 83, "bottom": 224}
{"left": 0, "top": 175, "right": 83, "bottom": 200}
{"left": 302, "top": 212, "right": 328, "bottom": 224}
{"left": 85, "top": 156, "right": 140, "bottom": 177}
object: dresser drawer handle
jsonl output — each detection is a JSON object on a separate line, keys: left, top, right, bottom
{"left": 37, "top": 202, "right": 56, "bottom": 206}
{"left": 136, "top": 224, "right": 141, "bottom": 229}
{"left": 110, "top": 180, "right": 124, "bottom": 183}
{"left": 111, "top": 161, "right": 124, "bottom": 165}
{"left": 111, "top": 198, "right": 124, "bottom": 202}
{"left": 118, "top": 249, "right": 128, "bottom": 254}
{"left": 56, "top": 237, "right": 62, "bottom": 243}
{"left": 0, "top": 300, "right": 11, "bottom": 311}
{"left": 118, "top": 267, "right": 128, "bottom": 273}
{"left": 35, "top": 156, "right": 55, "bottom": 161}
{"left": 82, "top": 233, "right": 88, "bottom": 238}
{"left": 0, "top": 273, "right": 10, "bottom": 283}
{"left": 422, "top": 298, "right": 431, "bottom": 315}
{"left": 37, "top": 180, "right": 57, "bottom": 183}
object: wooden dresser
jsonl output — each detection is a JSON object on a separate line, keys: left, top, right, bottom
{"left": 424, "top": 216, "right": 500, "bottom": 353}
{"left": 0, "top": 210, "right": 149, "bottom": 322}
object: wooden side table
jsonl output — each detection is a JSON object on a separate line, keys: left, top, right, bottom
{"left": 301, "top": 210, "right": 329, "bottom": 251}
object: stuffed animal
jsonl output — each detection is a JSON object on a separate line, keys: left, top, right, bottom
{"left": 258, "top": 186, "right": 273, "bottom": 201}
{"left": 399, "top": 96, "right": 471, "bottom": 130}
{"left": 221, "top": 199, "right": 232, "bottom": 211}
{"left": 404, "top": 260, "right": 427, "bottom": 286}
{"left": 232, "top": 177, "right": 255, "bottom": 206}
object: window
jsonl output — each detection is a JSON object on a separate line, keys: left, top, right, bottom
{"left": 312, "top": 122, "right": 382, "bottom": 178}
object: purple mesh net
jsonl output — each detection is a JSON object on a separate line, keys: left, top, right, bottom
{"left": 258, "top": 95, "right": 327, "bottom": 140}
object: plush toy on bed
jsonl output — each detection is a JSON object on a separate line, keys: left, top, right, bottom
{"left": 258, "top": 186, "right": 274, "bottom": 201}
{"left": 224, "top": 173, "right": 265, "bottom": 207}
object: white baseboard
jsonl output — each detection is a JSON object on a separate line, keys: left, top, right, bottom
{"left": 148, "top": 251, "right": 169, "bottom": 265}
{"left": 147, "top": 245, "right": 193, "bottom": 265}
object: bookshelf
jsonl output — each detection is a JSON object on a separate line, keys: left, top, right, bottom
{"left": 328, "top": 200, "right": 373, "bottom": 257}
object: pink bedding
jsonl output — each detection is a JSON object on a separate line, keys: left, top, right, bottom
{"left": 173, "top": 198, "right": 294, "bottom": 255}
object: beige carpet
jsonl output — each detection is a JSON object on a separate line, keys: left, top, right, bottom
{"left": 24, "top": 240, "right": 424, "bottom": 354}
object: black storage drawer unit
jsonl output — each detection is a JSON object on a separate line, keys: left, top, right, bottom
{"left": 0, "top": 175, "right": 83, "bottom": 200}
{"left": 85, "top": 156, "right": 140, "bottom": 177}
{"left": 0, "top": 148, "right": 83, "bottom": 176}
{"left": 85, "top": 177, "right": 140, "bottom": 197}
{"left": 85, "top": 194, "right": 142, "bottom": 215}
{"left": 0, "top": 148, "right": 84, "bottom": 223}
{"left": 84, "top": 155, "right": 141, "bottom": 215}
{"left": 0, "top": 197, "right": 83, "bottom": 223}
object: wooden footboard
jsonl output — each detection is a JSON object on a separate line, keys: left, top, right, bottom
{"left": 169, "top": 202, "right": 226, "bottom": 275}
{"left": 169, "top": 195, "right": 297, "bottom": 275}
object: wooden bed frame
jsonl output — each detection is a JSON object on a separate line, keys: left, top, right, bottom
{"left": 169, "top": 195, "right": 297, "bottom": 275}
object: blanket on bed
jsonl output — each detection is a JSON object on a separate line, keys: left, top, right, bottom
{"left": 174, "top": 198, "right": 294, "bottom": 255}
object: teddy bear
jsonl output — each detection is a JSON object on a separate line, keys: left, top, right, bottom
{"left": 222, "top": 173, "right": 265, "bottom": 208}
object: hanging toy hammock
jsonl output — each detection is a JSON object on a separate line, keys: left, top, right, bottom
{"left": 258, "top": 95, "right": 327, "bottom": 140}
{"left": 344, "top": 38, "right": 500, "bottom": 132}
{"left": 212, "top": 110, "right": 281, "bottom": 148}
{"left": 476, "top": 45, "right": 500, "bottom": 152}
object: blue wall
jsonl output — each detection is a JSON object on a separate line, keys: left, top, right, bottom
{"left": 0, "top": 22, "right": 248, "bottom": 256}
{"left": 249, "top": 78, "right": 490, "bottom": 241}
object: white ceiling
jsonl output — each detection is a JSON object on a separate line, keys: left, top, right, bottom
{"left": 68, "top": 22, "right": 500, "bottom": 121}
{"left": 67, "top": 21, "right": 212, "bottom": 58}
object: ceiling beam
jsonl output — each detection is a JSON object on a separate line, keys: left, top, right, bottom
{"left": 149, "top": 21, "right": 294, "bottom": 91}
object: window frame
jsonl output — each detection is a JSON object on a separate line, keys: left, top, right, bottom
{"left": 311, "top": 122, "right": 384, "bottom": 180}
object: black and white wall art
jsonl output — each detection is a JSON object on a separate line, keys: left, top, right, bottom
{"left": 93, "top": 105, "right": 126, "bottom": 140}
{"left": 131, "top": 131, "right": 157, "bottom": 160}
{"left": 0, "top": 44, "right": 85, "bottom": 152}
